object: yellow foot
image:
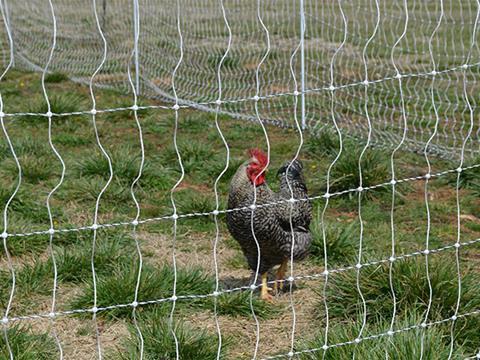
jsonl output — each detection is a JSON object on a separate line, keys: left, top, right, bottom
{"left": 273, "top": 280, "right": 284, "bottom": 294}
{"left": 274, "top": 259, "right": 288, "bottom": 294}
{"left": 260, "top": 288, "right": 274, "bottom": 302}
{"left": 260, "top": 272, "right": 273, "bottom": 302}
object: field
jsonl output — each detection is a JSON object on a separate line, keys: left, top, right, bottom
{"left": 6, "top": 0, "right": 480, "bottom": 160}
{"left": 0, "top": 68, "right": 479, "bottom": 359}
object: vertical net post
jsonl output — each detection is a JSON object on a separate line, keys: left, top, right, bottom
{"left": 300, "top": 0, "right": 306, "bottom": 130}
{"left": 101, "top": 0, "right": 107, "bottom": 30}
{"left": 2, "top": 0, "right": 13, "bottom": 67}
{"left": 132, "top": 0, "right": 140, "bottom": 95}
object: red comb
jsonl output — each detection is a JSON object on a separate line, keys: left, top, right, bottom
{"left": 248, "top": 148, "right": 268, "bottom": 168}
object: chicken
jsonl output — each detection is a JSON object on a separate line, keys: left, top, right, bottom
{"left": 226, "top": 148, "right": 312, "bottom": 301}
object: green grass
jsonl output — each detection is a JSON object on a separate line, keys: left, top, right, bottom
{"left": 215, "top": 291, "right": 279, "bottom": 319}
{"left": 304, "top": 128, "right": 342, "bottom": 158}
{"left": 0, "top": 68, "right": 479, "bottom": 358}
{"left": 18, "top": 93, "right": 86, "bottom": 125}
{"left": 322, "top": 256, "right": 480, "bottom": 351}
{"left": 0, "top": 231, "right": 135, "bottom": 312}
{"left": 118, "top": 309, "right": 226, "bottom": 360}
{"left": 328, "top": 147, "right": 390, "bottom": 198}
{"left": 0, "top": 325, "right": 58, "bottom": 360}
{"left": 71, "top": 262, "right": 214, "bottom": 318}
{"left": 76, "top": 147, "right": 177, "bottom": 190}
{"left": 8, "top": 155, "right": 56, "bottom": 184}
{"left": 325, "top": 256, "right": 480, "bottom": 320}
{"left": 445, "top": 157, "right": 480, "bottom": 195}
{"left": 44, "top": 72, "right": 69, "bottom": 83}
{"left": 309, "top": 221, "right": 359, "bottom": 266}
{"left": 296, "top": 314, "right": 467, "bottom": 359}
{"left": 0, "top": 260, "right": 52, "bottom": 312}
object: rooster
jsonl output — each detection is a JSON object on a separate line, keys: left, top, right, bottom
{"left": 226, "top": 148, "right": 312, "bottom": 301}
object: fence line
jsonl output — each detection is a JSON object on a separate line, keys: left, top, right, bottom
{"left": 4, "top": 233, "right": 480, "bottom": 326}
{"left": 2, "top": 162, "right": 478, "bottom": 240}
{"left": 0, "top": 60, "right": 478, "bottom": 120}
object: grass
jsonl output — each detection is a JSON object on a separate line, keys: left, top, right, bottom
{"left": 71, "top": 262, "right": 214, "bottom": 318}
{"left": 0, "top": 231, "right": 135, "bottom": 312}
{"left": 19, "top": 93, "right": 86, "bottom": 125}
{"left": 1, "top": 68, "right": 479, "bottom": 359}
{"left": 118, "top": 309, "right": 226, "bottom": 360}
{"left": 44, "top": 72, "right": 69, "bottom": 83}
{"left": 0, "top": 325, "right": 58, "bottom": 360}
{"left": 215, "top": 291, "right": 279, "bottom": 319}
{"left": 325, "top": 256, "right": 480, "bottom": 320}
{"left": 309, "top": 221, "right": 359, "bottom": 266}
{"left": 304, "top": 128, "right": 342, "bottom": 158}
{"left": 322, "top": 256, "right": 480, "bottom": 351}
{"left": 445, "top": 156, "right": 480, "bottom": 195}
{"left": 71, "top": 260, "right": 279, "bottom": 321}
{"left": 76, "top": 147, "right": 177, "bottom": 191}
{"left": 328, "top": 147, "right": 390, "bottom": 198}
{"left": 296, "top": 314, "right": 467, "bottom": 359}
{"left": 8, "top": 155, "right": 56, "bottom": 184}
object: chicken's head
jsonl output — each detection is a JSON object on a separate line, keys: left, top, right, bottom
{"left": 246, "top": 148, "right": 268, "bottom": 186}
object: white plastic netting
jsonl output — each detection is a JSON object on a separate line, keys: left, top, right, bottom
{"left": 3, "top": 0, "right": 480, "bottom": 159}
{"left": 1, "top": 0, "right": 480, "bottom": 359}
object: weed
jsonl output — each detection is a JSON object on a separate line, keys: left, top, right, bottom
{"left": 328, "top": 147, "right": 389, "bottom": 198}
{"left": 304, "top": 128, "right": 341, "bottom": 158}
{"left": 71, "top": 263, "right": 213, "bottom": 318}
{"left": 0, "top": 325, "right": 57, "bottom": 359}
{"left": 19, "top": 94, "right": 85, "bottom": 125}
{"left": 309, "top": 221, "right": 359, "bottom": 266}
{"left": 323, "top": 256, "right": 480, "bottom": 349}
{"left": 44, "top": 72, "right": 69, "bottom": 83}
{"left": 296, "top": 313, "right": 466, "bottom": 359}
{"left": 215, "top": 291, "right": 278, "bottom": 319}
{"left": 118, "top": 309, "right": 225, "bottom": 360}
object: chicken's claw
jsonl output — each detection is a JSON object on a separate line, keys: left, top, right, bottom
{"left": 260, "top": 273, "right": 274, "bottom": 302}
{"left": 274, "top": 260, "right": 288, "bottom": 294}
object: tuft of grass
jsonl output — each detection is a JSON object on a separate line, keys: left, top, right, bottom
{"left": 0, "top": 138, "right": 51, "bottom": 161}
{"left": 118, "top": 309, "right": 226, "bottom": 360}
{"left": 309, "top": 221, "right": 358, "bottom": 266}
{"left": 0, "top": 187, "right": 64, "bottom": 227}
{"left": 446, "top": 157, "right": 480, "bottom": 195}
{"left": 55, "top": 232, "right": 134, "bottom": 282}
{"left": 296, "top": 314, "right": 466, "bottom": 359}
{"left": 2, "top": 228, "right": 86, "bottom": 258}
{"left": 0, "top": 325, "right": 57, "bottom": 360}
{"left": 19, "top": 94, "right": 85, "bottom": 125}
{"left": 215, "top": 291, "right": 279, "bottom": 319}
{"left": 61, "top": 177, "right": 133, "bottom": 204}
{"left": 304, "top": 128, "right": 341, "bottom": 157}
{"left": 0, "top": 231, "right": 134, "bottom": 310}
{"left": 328, "top": 147, "right": 389, "bottom": 198}
{"left": 0, "top": 260, "right": 52, "bottom": 312}
{"left": 52, "top": 133, "right": 92, "bottom": 147}
{"left": 76, "top": 147, "right": 141, "bottom": 181}
{"left": 322, "top": 256, "right": 480, "bottom": 349}
{"left": 71, "top": 263, "right": 213, "bottom": 318}
{"left": 76, "top": 148, "right": 176, "bottom": 190}
{"left": 161, "top": 140, "right": 214, "bottom": 175}
{"left": 175, "top": 190, "right": 218, "bottom": 217}
{"left": 44, "top": 72, "right": 69, "bottom": 83}
{"left": 5, "top": 155, "right": 55, "bottom": 184}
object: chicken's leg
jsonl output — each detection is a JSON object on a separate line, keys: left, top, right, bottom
{"left": 273, "top": 259, "right": 288, "bottom": 294}
{"left": 260, "top": 272, "right": 273, "bottom": 301}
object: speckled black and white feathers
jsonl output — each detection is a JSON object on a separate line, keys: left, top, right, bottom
{"left": 226, "top": 159, "right": 312, "bottom": 274}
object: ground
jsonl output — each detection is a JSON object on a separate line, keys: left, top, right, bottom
{"left": 0, "top": 69, "right": 480, "bottom": 359}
